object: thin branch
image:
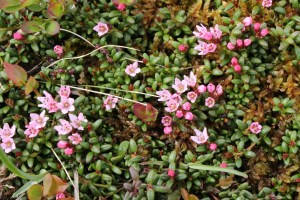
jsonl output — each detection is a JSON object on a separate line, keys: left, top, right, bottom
{"left": 60, "top": 28, "right": 95, "bottom": 48}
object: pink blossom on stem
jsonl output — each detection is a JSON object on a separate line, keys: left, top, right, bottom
{"left": 167, "top": 169, "right": 175, "bottom": 178}
{"left": 69, "top": 113, "right": 87, "bottom": 130}
{"left": 13, "top": 31, "right": 24, "bottom": 40}
{"left": 243, "top": 39, "right": 252, "bottom": 47}
{"left": 184, "top": 71, "right": 197, "bottom": 87}
{"left": 231, "top": 57, "right": 238, "bottom": 66}
{"left": 165, "top": 99, "right": 179, "bottom": 112}
{"left": 193, "top": 24, "right": 208, "bottom": 39}
{"left": 164, "top": 126, "right": 172, "bottom": 134}
{"left": 207, "top": 83, "right": 215, "bottom": 93}
{"left": 197, "top": 85, "right": 207, "bottom": 93}
{"left": 253, "top": 22, "right": 261, "bottom": 31}
{"left": 58, "top": 86, "right": 71, "bottom": 99}
{"left": 236, "top": 39, "right": 243, "bottom": 47}
{"left": 209, "top": 143, "right": 217, "bottom": 151}
{"left": 37, "top": 91, "right": 59, "bottom": 113}
{"left": 54, "top": 45, "right": 63, "bottom": 55}
{"left": 234, "top": 65, "right": 242, "bottom": 73}
{"left": 203, "top": 32, "right": 213, "bottom": 40}
{"left": 194, "top": 41, "right": 208, "bottom": 55}
{"left": 207, "top": 43, "right": 217, "bottom": 53}
{"left": 216, "top": 84, "right": 223, "bottom": 96}
{"left": 58, "top": 98, "right": 75, "bottom": 114}
{"left": 125, "top": 61, "right": 141, "bottom": 77}
{"left": 171, "top": 93, "right": 183, "bottom": 105}
{"left": 117, "top": 3, "right": 126, "bottom": 11}
{"left": 227, "top": 42, "right": 235, "bottom": 50}
{"left": 0, "top": 123, "right": 16, "bottom": 139}
{"left": 184, "top": 112, "right": 194, "bottom": 120}
{"left": 161, "top": 116, "right": 172, "bottom": 127}
{"left": 64, "top": 147, "right": 74, "bottom": 156}
{"left": 56, "top": 193, "right": 66, "bottom": 200}
{"left": 156, "top": 90, "right": 172, "bottom": 102}
{"left": 103, "top": 95, "right": 118, "bottom": 110}
{"left": 175, "top": 110, "right": 184, "bottom": 118}
{"left": 57, "top": 141, "right": 69, "bottom": 149}
{"left": 29, "top": 110, "right": 49, "bottom": 129}
{"left": 172, "top": 78, "right": 188, "bottom": 94}
{"left": 54, "top": 119, "right": 73, "bottom": 135}
{"left": 178, "top": 44, "right": 188, "bottom": 52}
{"left": 187, "top": 91, "right": 198, "bottom": 103}
{"left": 182, "top": 102, "right": 191, "bottom": 111}
{"left": 93, "top": 22, "right": 109, "bottom": 37}
{"left": 249, "top": 122, "right": 262, "bottom": 134}
{"left": 262, "top": 0, "right": 272, "bottom": 7}
{"left": 210, "top": 24, "right": 222, "bottom": 40}
{"left": 24, "top": 124, "right": 40, "bottom": 138}
{"left": 260, "top": 28, "right": 269, "bottom": 37}
{"left": 1, "top": 138, "right": 16, "bottom": 153}
{"left": 220, "top": 162, "right": 228, "bottom": 168}
{"left": 243, "top": 17, "right": 253, "bottom": 26}
{"left": 68, "top": 133, "right": 82, "bottom": 145}
{"left": 205, "top": 97, "right": 215, "bottom": 108}
{"left": 191, "top": 127, "right": 209, "bottom": 144}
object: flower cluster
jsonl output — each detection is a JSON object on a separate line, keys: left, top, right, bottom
{"left": 193, "top": 24, "right": 222, "bottom": 55}
{"left": 0, "top": 123, "right": 16, "bottom": 153}
{"left": 24, "top": 110, "right": 49, "bottom": 138}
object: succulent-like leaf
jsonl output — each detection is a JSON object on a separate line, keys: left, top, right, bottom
{"left": 0, "top": 0, "right": 19, "bottom": 9}
{"left": 27, "top": 184, "right": 43, "bottom": 200}
{"left": 21, "top": 21, "right": 44, "bottom": 33}
{"left": 133, "top": 103, "right": 158, "bottom": 122}
{"left": 3, "top": 62, "right": 27, "bottom": 86}
{"left": 42, "top": 173, "right": 53, "bottom": 197}
{"left": 47, "top": 3, "right": 65, "bottom": 18}
{"left": 25, "top": 76, "right": 39, "bottom": 95}
{"left": 45, "top": 20, "right": 60, "bottom": 35}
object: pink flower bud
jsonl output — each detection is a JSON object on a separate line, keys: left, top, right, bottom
{"left": 178, "top": 44, "right": 188, "bottom": 52}
{"left": 175, "top": 110, "right": 184, "bottom": 118}
{"left": 220, "top": 162, "right": 227, "bottom": 168}
{"left": 64, "top": 147, "right": 73, "bottom": 156}
{"left": 253, "top": 22, "right": 261, "bottom": 31}
{"left": 231, "top": 57, "right": 238, "bottom": 66}
{"left": 216, "top": 84, "right": 223, "bottom": 96}
{"left": 236, "top": 39, "right": 243, "bottom": 47}
{"left": 54, "top": 45, "right": 63, "bottom": 55}
{"left": 117, "top": 3, "right": 126, "bottom": 11}
{"left": 184, "top": 112, "right": 194, "bottom": 120}
{"left": 182, "top": 102, "right": 191, "bottom": 111}
{"left": 57, "top": 141, "right": 68, "bottom": 149}
{"left": 243, "top": 17, "right": 253, "bottom": 26}
{"left": 197, "top": 85, "right": 207, "bottom": 93}
{"left": 207, "top": 83, "right": 215, "bottom": 93}
{"left": 56, "top": 193, "right": 66, "bottom": 200}
{"left": 260, "top": 28, "right": 269, "bottom": 37}
{"left": 167, "top": 169, "right": 175, "bottom": 177}
{"left": 164, "top": 126, "right": 172, "bottom": 134}
{"left": 243, "top": 39, "right": 252, "bottom": 47}
{"left": 209, "top": 143, "right": 217, "bottom": 151}
{"left": 227, "top": 42, "right": 235, "bottom": 50}
{"left": 13, "top": 32, "right": 24, "bottom": 40}
{"left": 234, "top": 64, "right": 242, "bottom": 73}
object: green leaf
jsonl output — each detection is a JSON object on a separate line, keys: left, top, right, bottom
{"left": 27, "top": 184, "right": 43, "bottom": 200}
{"left": 3, "top": 62, "right": 27, "bottom": 86}
{"left": 21, "top": 21, "right": 44, "bottom": 33}
{"left": 45, "top": 21, "right": 60, "bottom": 35}
{"left": 47, "top": 3, "right": 65, "bottom": 18}
{"left": 248, "top": 134, "right": 259, "bottom": 143}
{"left": 188, "top": 163, "right": 248, "bottom": 178}
{"left": 12, "top": 180, "right": 40, "bottom": 198}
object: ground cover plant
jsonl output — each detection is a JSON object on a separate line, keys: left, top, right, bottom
{"left": 0, "top": 0, "right": 300, "bottom": 199}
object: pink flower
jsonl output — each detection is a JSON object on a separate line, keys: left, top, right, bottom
{"left": 203, "top": 32, "right": 213, "bottom": 40}
{"left": 175, "top": 110, "right": 183, "bottom": 118}
{"left": 1, "top": 138, "right": 16, "bottom": 153}
{"left": 0, "top": 123, "right": 16, "bottom": 139}
{"left": 243, "top": 17, "right": 253, "bottom": 26}
{"left": 249, "top": 122, "right": 262, "bottom": 134}
{"left": 172, "top": 78, "right": 188, "bottom": 94}
{"left": 56, "top": 193, "right": 66, "bottom": 200}
{"left": 156, "top": 90, "right": 172, "bottom": 102}
{"left": 69, "top": 113, "right": 87, "bottom": 130}
{"left": 184, "top": 112, "right": 194, "bottom": 120}
{"left": 207, "top": 43, "right": 217, "bottom": 53}
{"left": 117, "top": 3, "right": 126, "bottom": 11}
{"left": 236, "top": 39, "right": 243, "bottom": 47}
{"left": 254, "top": 22, "right": 261, "bottom": 31}
{"left": 103, "top": 95, "right": 118, "bottom": 110}
{"left": 184, "top": 71, "right": 197, "bottom": 87}
{"left": 164, "top": 126, "right": 172, "bottom": 134}
{"left": 216, "top": 84, "right": 223, "bottom": 96}
{"left": 58, "top": 98, "right": 75, "bottom": 114}
{"left": 165, "top": 99, "right": 179, "bottom": 112}
{"left": 93, "top": 22, "right": 109, "bottom": 37}
{"left": 68, "top": 133, "right": 82, "bottom": 145}
{"left": 194, "top": 41, "right": 208, "bottom": 55}
{"left": 57, "top": 141, "right": 69, "bottom": 149}
{"left": 227, "top": 42, "right": 235, "bottom": 50}
{"left": 178, "top": 44, "right": 188, "bottom": 52}
{"left": 197, "top": 85, "right": 206, "bottom": 93}
{"left": 54, "top": 119, "right": 72, "bottom": 135}
{"left": 207, "top": 83, "right": 215, "bottom": 93}
{"left": 182, "top": 102, "right": 191, "bottom": 111}
{"left": 125, "top": 61, "right": 141, "bottom": 77}
{"left": 191, "top": 127, "right": 209, "bottom": 144}
{"left": 171, "top": 93, "right": 183, "bottom": 105}
{"left": 193, "top": 24, "right": 208, "bottom": 39}
{"left": 47, "top": 100, "right": 59, "bottom": 113}
{"left": 24, "top": 124, "right": 40, "bottom": 138}
{"left": 231, "top": 57, "right": 238, "bottom": 66}
{"left": 220, "top": 162, "right": 227, "bottom": 168}
{"left": 187, "top": 92, "right": 197, "bottom": 103}
{"left": 167, "top": 169, "right": 175, "bottom": 178}
{"left": 29, "top": 110, "right": 49, "bottom": 129}
{"left": 37, "top": 91, "right": 59, "bottom": 113}
{"left": 54, "top": 45, "right": 63, "bottom": 55}
{"left": 262, "top": 0, "right": 272, "bottom": 7}
{"left": 161, "top": 116, "right": 172, "bottom": 127}
{"left": 234, "top": 64, "right": 242, "bottom": 73}
{"left": 210, "top": 24, "right": 222, "bottom": 40}
{"left": 13, "top": 32, "right": 24, "bottom": 40}
{"left": 243, "top": 39, "right": 252, "bottom": 47}
{"left": 58, "top": 86, "right": 71, "bottom": 99}
{"left": 260, "top": 28, "right": 269, "bottom": 37}
{"left": 205, "top": 97, "right": 215, "bottom": 108}
{"left": 64, "top": 147, "right": 74, "bottom": 156}
{"left": 209, "top": 143, "right": 217, "bottom": 151}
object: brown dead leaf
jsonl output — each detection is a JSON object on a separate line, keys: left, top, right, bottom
{"left": 217, "top": 174, "right": 235, "bottom": 189}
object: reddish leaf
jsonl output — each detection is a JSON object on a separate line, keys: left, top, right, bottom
{"left": 27, "top": 184, "right": 43, "bottom": 200}
{"left": 25, "top": 76, "right": 39, "bottom": 95}
{"left": 21, "top": 21, "right": 44, "bottom": 33}
{"left": 0, "top": 0, "right": 19, "bottom": 9}
{"left": 42, "top": 173, "right": 52, "bottom": 197}
{"left": 45, "top": 21, "right": 60, "bottom": 35}
{"left": 133, "top": 103, "right": 158, "bottom": 122}
{"left": 47, "top": 3, "right": 65, "bottom": 18}
{"left": 3, "top": 62, "right": 27, "bottom": 86}
{"left": 48, "top": 175, "right": 68, "bottom": 196}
